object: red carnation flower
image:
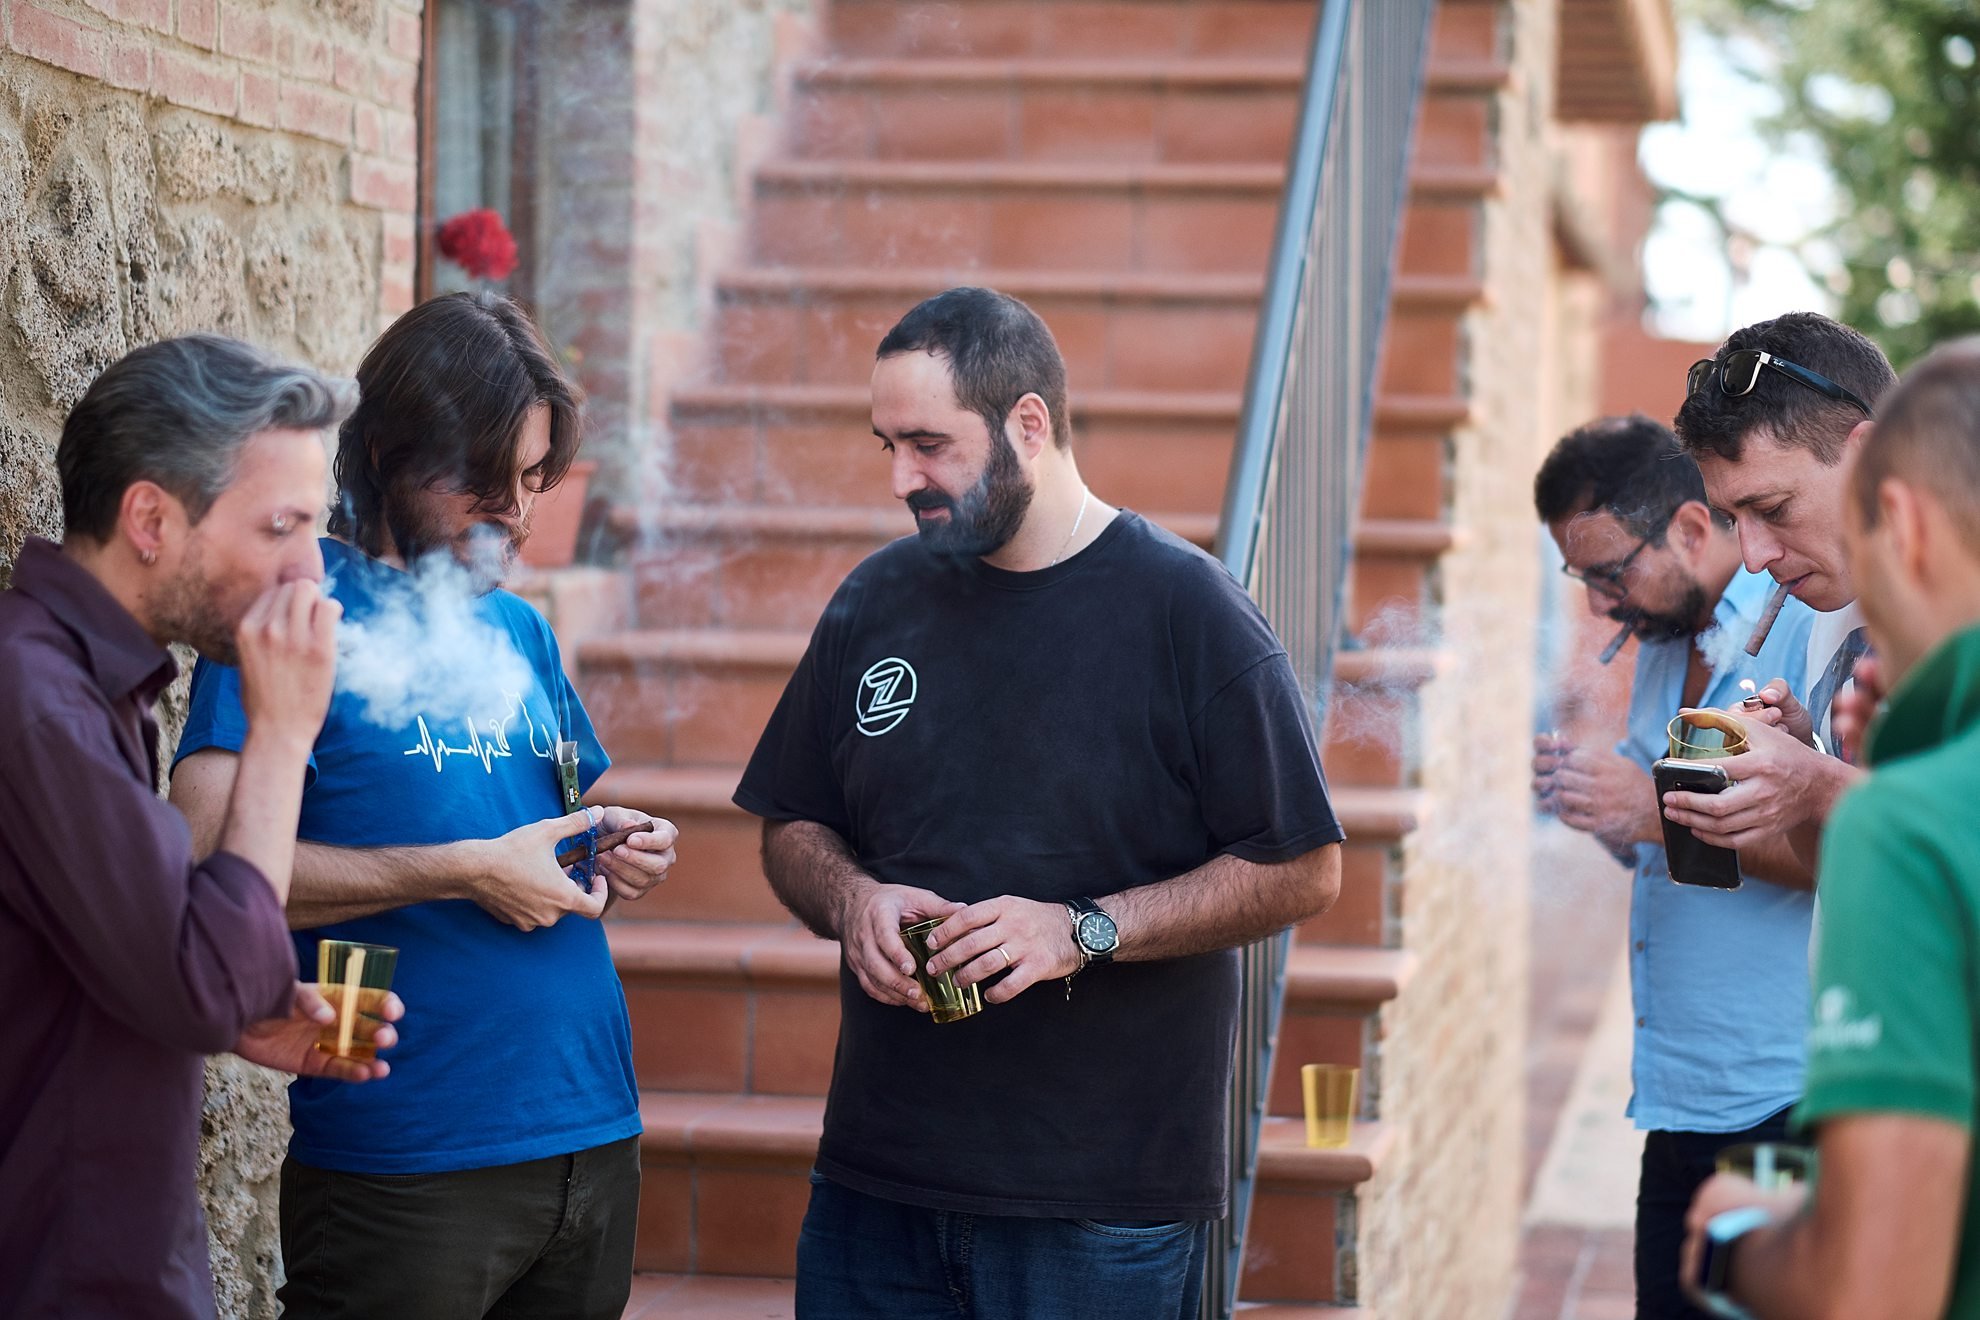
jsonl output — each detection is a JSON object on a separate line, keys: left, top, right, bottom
{"left": 435, "top": 208, "right": 518, "bottom": 282}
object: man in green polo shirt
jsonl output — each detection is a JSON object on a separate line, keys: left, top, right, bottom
{"left": 1679, "top": 337, "right": 1980, "bottom": 1318}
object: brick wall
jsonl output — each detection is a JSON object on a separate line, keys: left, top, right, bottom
{"left": 526, "top": 0, "right": 818, "bottom": 508}
{"left": 1353, "top": 1, "right": 1592, "bottom": 1315}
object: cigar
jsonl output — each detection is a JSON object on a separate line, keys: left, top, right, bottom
{"left": 1744, "top": 582, "right": 1791, "bottom": 657}
{"left": 1598, "top": 622, "right": 1632, "bottom": 665}
{"left": 555, "top": 820, "right": 657, "bottom": 869}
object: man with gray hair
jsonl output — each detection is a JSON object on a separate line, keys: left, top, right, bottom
{"left": 0, "top": 335, "right": 401, "bottom": 1320}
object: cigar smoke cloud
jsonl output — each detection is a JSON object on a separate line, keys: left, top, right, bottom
{"left": 330, "top": 548, "right": 536, "bottom": 730}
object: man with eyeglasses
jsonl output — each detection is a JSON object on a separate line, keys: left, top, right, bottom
{"left": 1533, "top": 414, "right": 1817, "bottom": 1319}
{"left": 1663, "top": 312, "right": 1897, "bottom": 878}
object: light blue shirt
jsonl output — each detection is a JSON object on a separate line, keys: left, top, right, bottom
{"left": 1622, "top": 568, "right": 1818, "bottom": 1133}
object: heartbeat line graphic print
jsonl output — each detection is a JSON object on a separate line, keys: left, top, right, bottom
{"left": 404, "top": 692, "right": 560, "bottom": 773}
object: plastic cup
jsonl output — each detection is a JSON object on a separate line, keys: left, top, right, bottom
{"left": 1716, "top": 1142, "right": 1815, "bottom": 1192}
{"left": 1301, "top": 1064, "right": 1359, "bottom": 1149}
{"left": 314, "top": 940, "right": 399, "bottom": 1060}
{"left": 1668, "top": 709, "right": 1750, "bottom": 760}
{"left": 899, "top": 918, "right": 984, "bottom": 1024}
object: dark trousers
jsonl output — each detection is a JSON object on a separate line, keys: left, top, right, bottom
{"left": 276, "top": 1135, "right": 640, "bottom": 1320}
{"left": 1635, "top": 1109, "right": 1792, "bottom": 1320}
{"left": 796, "top": 1172, "right": 1210, "bottom": 1320}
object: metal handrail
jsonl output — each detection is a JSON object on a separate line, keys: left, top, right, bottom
{"left": 1205, "top": 1, "right": 1437, "bottom": 1314}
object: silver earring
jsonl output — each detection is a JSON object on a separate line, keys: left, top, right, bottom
{"left": 139, "top": 548, "right": 157, "bottom": 566}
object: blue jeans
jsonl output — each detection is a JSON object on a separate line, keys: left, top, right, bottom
{"left": 796, "top": 1173, "right": 1210, "bottom": 1320}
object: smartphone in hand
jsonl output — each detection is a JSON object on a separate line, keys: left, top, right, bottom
{"left": 1651, "top": 758, "right": 1741, "bottom": 890}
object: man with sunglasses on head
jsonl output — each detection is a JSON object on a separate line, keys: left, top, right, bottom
{"left": 1533, "top": 415, "right": 1816, "bottom": 1319}
{"left": 1663, "top": 312, "right": 1896, "bottom": 875}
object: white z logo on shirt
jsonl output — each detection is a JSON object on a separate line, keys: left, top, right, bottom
{"left": 856, "top": 658, "right": 917, "bottom": 737}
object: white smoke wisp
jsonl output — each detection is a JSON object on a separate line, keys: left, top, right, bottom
{"left": 330, "top": 549, "right": 536, "bottom": 730}
{"left": 1694, "top": 619, "right": 1764, "bottom": 688}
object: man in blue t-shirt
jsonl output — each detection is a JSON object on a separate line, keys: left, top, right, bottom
{"left": 736, "top": 287, "right": 1345, "bottom": 1319}
{"left": 171, "top": 294, "right": 677, "bottom": 1320}
{"left": 1532, "top": 415, "right": 1816, "bottom": 1319}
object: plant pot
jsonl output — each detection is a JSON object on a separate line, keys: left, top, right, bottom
{"left": 521, "top": 459, "right": 596, "bottom": 570}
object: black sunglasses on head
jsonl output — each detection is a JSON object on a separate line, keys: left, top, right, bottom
{"left": 1686, "top": 349, "right": 1874, "bottom": 418}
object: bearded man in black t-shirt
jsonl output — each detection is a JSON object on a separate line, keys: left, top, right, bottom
{"left": 734, "top": 286, "right": 1345, "bottom": 1320}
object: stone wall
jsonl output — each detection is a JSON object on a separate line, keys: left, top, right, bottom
{"left": 1354, "top": 0, "right": 1576, "bottom": 1315}
{"left": 0, "top": 4, "right": 421, "bottom": 1311}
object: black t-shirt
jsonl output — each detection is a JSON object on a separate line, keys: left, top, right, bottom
{"left": 733, "top": 511, "right": 1344, "bottom": 1220}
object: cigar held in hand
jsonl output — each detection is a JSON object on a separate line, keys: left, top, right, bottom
{"left": 554, "top": 820, "right": 657, "bottom": 869}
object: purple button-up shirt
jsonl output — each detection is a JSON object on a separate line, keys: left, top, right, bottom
{"left": 0, "top": 536, "right": 296, "bottom": 1319}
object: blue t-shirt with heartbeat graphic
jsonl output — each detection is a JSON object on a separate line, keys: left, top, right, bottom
{"left": 175, "top": 537, "right": 639, "bottom": 1174}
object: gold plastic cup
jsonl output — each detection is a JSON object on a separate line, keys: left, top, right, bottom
{"left": 899, "top": 917, "right": 984, "bottom": 1024}
{"left": 1668, "top": 709, "right": 1751, "bottom": 760}
{"left": 314, "top": 940, "right": 399, "bottom": 1060}
{"left": 1301, "top": 1064, "right": 1358, "bottom": 1149}
{"left": 1715, "top": 1142, "right": 1815, "bottom": 1192}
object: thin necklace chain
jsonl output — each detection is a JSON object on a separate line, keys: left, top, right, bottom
{"left": 1050, "top": 489, "right": 1091, "bottom": 567}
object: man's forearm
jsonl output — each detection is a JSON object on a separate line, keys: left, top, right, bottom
{"left": 761, "top": 820, "right": 873, "bottom": 940}
{"left": 1102, "top": 844, "right": 1341, "bottom": 962}
{"left": 1739, "top": 833, "right": 1815, "bottom": 892}
{"left": 285, "top": 837, "right": 486, "bottom": 928}
{"left": 214, "top": 728, "right": 317, "bottom": 904}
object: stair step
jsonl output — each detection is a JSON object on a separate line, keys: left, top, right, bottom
{"left": 669, "top": 384, "right": 1469, "bottom": 518}
{"left": 717, "top": 266, "right": 1484, "bottom": 309}
{"left": 797, "top": 56, "right": 1306, "bottom": 89}
{"left": 635, "top": 1092, "right": 819, "bottom": 1278}
{"left": 573, "top": 624, "right": 1440, "bottom": 773}
{"left": 633, "top": 1087, "right": 1391, "bottom": 1286}
{"left": 616, "top": 503, "right": 1452, "bottom": 558}
{"left": 750, "top": 158, "right": 1493, "bottom": 273}
{"left": 792, "top": 68, "right": 1485, "bottom": 174}
{"left": 708, "top": 262, "right": 1466, "bottom": 393}
{"left": 624, "top": 1273, "right": 793, "bottom": 1320}
{"left": 611, "top": 921, "right": 1413, "bottom": 1096}
{"left": 601, "top": 767, "right": 1423, "bottom": 844}
{"left": 826, "top": 0, "right": 1327, "bottom": 63}
{"left": 790, "top": 56, "right": 1302, "bottom": 166}
{"left": 595, "top": 763, "right": 1420, "bottom": 933}
{"left": 1241, "top": 1122, "right": 1400, "bottom": 1306}
{"left": 580, "top": 627, "right": 1439, "bottom": 686}
{"left": 672, "top": 381, "right": 1469, "bottom": 431}
{"left": 613, "top": 504, "right": 1452, "bottom": 636}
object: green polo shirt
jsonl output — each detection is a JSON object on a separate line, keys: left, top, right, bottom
{"left": 1799, "top": 622, "right": 1980, "bottom": 1314}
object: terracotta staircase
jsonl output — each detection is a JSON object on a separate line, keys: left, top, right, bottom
{"left": 555, "top": 3, "right": 1506, "bottom": 1315}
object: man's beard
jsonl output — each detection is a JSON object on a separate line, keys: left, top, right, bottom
{"left": 1610, "top": 580, "right": 1713, "bottom": 641}
{"left": 150, "top": 543, "right": 246, "bottom": 665}
{"left": 906, "top": 431, "right": 1032, "bottom": 559}
{"left": 389, "top": 496, "right": 528, "bottom": 594}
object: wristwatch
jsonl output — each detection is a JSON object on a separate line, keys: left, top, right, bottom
{"left": 1690, "top": 1205, "right": 1772, "bottom": 1320}
{"left": 1065, "top": 897, "right": 1119, "bottom": 967}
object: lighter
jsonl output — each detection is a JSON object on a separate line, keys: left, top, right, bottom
{"left": 555, "top": 740, "right": 598, "bottom": 884}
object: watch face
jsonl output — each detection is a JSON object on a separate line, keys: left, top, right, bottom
{"left": 1078, "top": 912, "right": 1119, "bottom": 953}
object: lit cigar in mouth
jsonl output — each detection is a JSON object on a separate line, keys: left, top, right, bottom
{"left": 1598, "top": 622, "right": 1632, "bottom": 665}
{"left": 1744, "top": 582, "right": 1792, "bottom": 657}
{"left": 554, "top": 820, "right": 657, "bottom": 869}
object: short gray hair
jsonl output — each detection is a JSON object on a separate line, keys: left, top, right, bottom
{"left": 57, "top": 334, "right": 355, "bottom": 543}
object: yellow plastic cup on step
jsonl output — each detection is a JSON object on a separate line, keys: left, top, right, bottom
{"left": 1301, "top": 1064, "right": 1358, "bottom": 1149}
